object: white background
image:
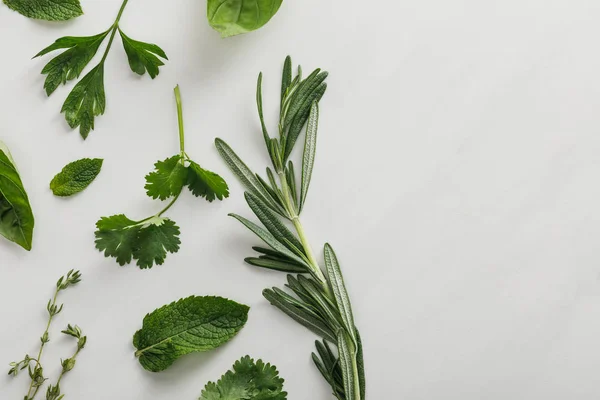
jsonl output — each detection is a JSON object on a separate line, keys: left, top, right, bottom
{"left": 1, "top": 0, "right": 600, "bottom": 399}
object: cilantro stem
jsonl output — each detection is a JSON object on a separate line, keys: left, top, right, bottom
{"left": 158, "top": 192, "right": 181, "bottom": 217}
{"left": 174, "top": 85, "right": 185, "bottom": 155}
{"left": 100, "top": 0, "right": 130, "bottom": 64}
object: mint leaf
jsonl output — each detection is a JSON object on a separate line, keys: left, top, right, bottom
{"left": 199, "top": 356, "right": 287, "bottom": 400}
{"left": 133, "top": 296, "right": 249, "bottom": 372}
{"left": 119, "top": 29, "right": 168, "bottom": 79}
{"left": 186, "top": 160, "right": 229, "bottom": 202}
{"left": 144, "top": 155, "right": 187, "bottom": 200}
{"left": 50, "top": 158, "right": 103, "bottom": 197}
{"left": 4, "top": 0, "right": 83, "bottom": 21}
{"left": 0, "top": 141, "right": 34, "bottom": 251}
{"left": 35, "top": 32, "right": 109, "bottom": 96}
{"left": 94, "top": 215, "right": 181, "bottom": 269}
{"left": 61, "top": 64, "right": 106, "bottom": 139}
{"left": 207, "top": 0, "right": 283, "bottom": 38}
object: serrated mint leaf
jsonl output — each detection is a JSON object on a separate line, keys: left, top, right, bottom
{"left": 119, "top": 29, "right": 168, "bottom": 79}
{"left": 35, "top": 32, "right": 109, "bottom": 96}
{"left": 4, "top": 0, "right": 83, "bottom": 21}
{"left": 0, "top": 141, "right": 34, "bottom": 251}
{"left": 186, "top": 160, "right": 229, "bottom": 202}
{"left": 133, "top": 296, "right": 249, "bottom": 372}
{"left": 94, "top": 215, "right": 180, "bottom": 269}
{"left": 144, "top": 155, "right": 187, "bottom": 200}
{"left": 207, "top": 0, "right": 283, "bottom": 38}
{"left": 61, "top": 64, "right": 106, "bottom": 139}
{"left": 50, "top": 158, "right": 103, "bottom": 197}
{"left": 199, "top": 356, "right": 287, "bottom": 400}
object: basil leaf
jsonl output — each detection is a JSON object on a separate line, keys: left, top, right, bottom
{"left": 0, "top": 142, "right": 34, "bottom": 251}
{"left": 133, "top": 296, "right": 249, "bottom": 372}
{"left": 207, "top": 0, "right": 283, "bottom": 38}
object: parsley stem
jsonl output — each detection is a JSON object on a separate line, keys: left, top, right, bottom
{"left": 174, "top": 85, "right": 185, "bottom": 155}
{"left": 100, "top": 0, "right": 130, "bottom": 64}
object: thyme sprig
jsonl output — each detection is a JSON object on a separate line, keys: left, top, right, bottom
{"left": 216, "top": 56, "right": 365, "bottom": 400}
{"left": 8, "top": 270, "right": 84, "bottom": 400}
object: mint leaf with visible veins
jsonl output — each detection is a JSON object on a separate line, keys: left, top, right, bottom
{"left": 50, "top": 158, "right": 103, "bottom": 197}
{"left": 144, "top": 155, "right": 188, "bottom": 200}
{"left": 119, "top": 29, "right": 168, "bottom": 79}
{"left": 199, "top": 356, "right": 287, "bottom": 400}
{"left": 4, "top": 0, "right": 83, "bottom": 21}
{"left": 133, "top": 296, "right": 249, "bottom": 372}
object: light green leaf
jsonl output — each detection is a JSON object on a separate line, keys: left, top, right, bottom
{"left": 61, "top": 64, "right": 106, "bottom": 139}
{"left": 144, "top": 155, "right": 187, "bottom": 201}
{"left": 119, "top": 29, "right": 168, "bottom": 79}
{"left": 3, "top": 0, "right": 83, "bottom": 21}
{"left": 50, "top": 158, "right": 103, "bottom": 197}
{"left": 199, "top": 355, "right": 287, "bottom": 400}
{"left": 337, "top": 331, "right": 358, "bottom": 400}
{"left": 324, "top": 244, "right": 356, "bottom": 344}
{"left": 0, "top": 142, "right": 34, "bottom": 250}
{"left": 300, "top": 102, "right": 318, "bottom": 211}
{"left": 35, "top": 31, "right": 110, "bottom": 96}
{"left": 207, "top": 0, "right": 283, "bottom": 38}
{"left": 133, "top": 296, "right": 249, "bottom": 372}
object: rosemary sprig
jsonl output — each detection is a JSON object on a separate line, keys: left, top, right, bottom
{"left": 216, "top": 56, "right": 365, "bottom": 400}
{"left": 8, "top": 270, "right": 83, "bottom": 400}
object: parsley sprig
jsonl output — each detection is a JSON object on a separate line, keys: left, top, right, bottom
{"left": 34, "top": 0, "right": 168, "bottom": 139}
{"left": 95, "top": 86, "right": 229, "bottom": 269}
{"left": 216, "top": 57, "right": 365, "bottom": 400}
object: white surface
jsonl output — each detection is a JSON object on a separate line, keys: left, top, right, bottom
{"left": 1, "top": 0, "right": 600, "bottom": 399}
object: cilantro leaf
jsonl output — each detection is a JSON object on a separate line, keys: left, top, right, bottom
{"left": 94, "top": 215, "right": 181, "bottom": 269}
{"left": 35, "top": 32, "right": 109, "bottom": 96}
{"left": 133, "top": 296, "right": 249, "bottom": 372}
{"left": 144, "top": 155, "right": 188, "bottom": 200}
{"left": 119, "top": 29, "right": 168, "bottom": 79}
{"left": 61, "top": 64, "right": 106, "bottom": 139}
{"left": 186, "top": 160, "right": 230, "bottom": 202}
{"left": 50, "top": 158, "right": 103, "bottom": 197}
{"left": 199, "top": 356, "right": 287, "bottom": 400}
{"left": 4, "top": 0, "right": 83, "bottom": 21}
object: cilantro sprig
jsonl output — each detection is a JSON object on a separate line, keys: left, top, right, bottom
{"left": 34, "top": 0, "right": 168, "bottom": 139}
{"left": 94, "top": 86, "right": 229, "bottom": 269}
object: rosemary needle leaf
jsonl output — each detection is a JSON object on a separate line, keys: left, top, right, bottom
{"left": 324, "top": 244, "right": 357, "bottom": 344}
{"left": 244, "top": 257, "right": 307, "bottom": 273}
{"left": 337, "top": 331, "right": 358, "bottom": 400}
{"left": 300, "top": 102, "right": 319, "bottom": 211}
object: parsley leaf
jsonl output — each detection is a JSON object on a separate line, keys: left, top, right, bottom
{"left": 61, "top": 64, "right": 106, "bottom": 139}
{"left": 144, "top": 155, "right": 187, "bottom": 200}
{"left": 4, "top": 0, "right": 83, "bottom": 21}
{"left": 133, "top": 296, "right": 249, "bottom": 372}
{"left": 199, "top": 356, "right": 287, "bottom": 400}
{"left": 35, "top": 31, "right": 110, "bottom": 96}
{"left": 119, "top": 29, "right": 168, "bottom": 79}
{"left": 94, "top": 215, "right": 181, "bottom": 269}
{"left": 50, "top": 158, "right": 103, "bottom": 196}
{"left": 186, "top": 160, "right": 229, "bottom": 202}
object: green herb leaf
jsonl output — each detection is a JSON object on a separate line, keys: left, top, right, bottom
{"left": 0, "top": 141, "right": 34, "bottom": 251}
{"left": 300, "top": 102, "right": 318, "bottom": 211}
{"left": 133, "top": 296, "right": 249, "bottom": 372}
{"left": 207, "top": 0, "right": 283, "bottom": 38}
{"left": 199, "top": 355, "right": 287, "bottom": 400}
{"left": 94, "top": 215, "right": 181, "bottom": 269}
{"left": 324, "top": 244, "right": 356, "bottom": 344}
{"left": 144, "top": 155, "right": 187, "bottom": 200}
{"left": 61, "top": 64, "right": 106, "bottom": 139}
{"left": 119, "top": 29, "right": 168, "bottom": 79}
{"left": 50, "top": 158, "right": 103, "bottom": 197}
{"left": 186, "top": 160, "right": 229, "bottom": 202}
{"left": 35, "top": 31, "right": 110, "bottom": 96}
{"left": 3, "top": 0, "right": 83, "bottom": 21}
{"left": 337, "top": 331, "right": 358, "bottom": 400}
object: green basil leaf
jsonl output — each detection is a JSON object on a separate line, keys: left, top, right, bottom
{"left": 207, "top": 0, "right": 283, "bottom": 38}
{"left": 0, "top": 142, "right": 34, "bottom": 251}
